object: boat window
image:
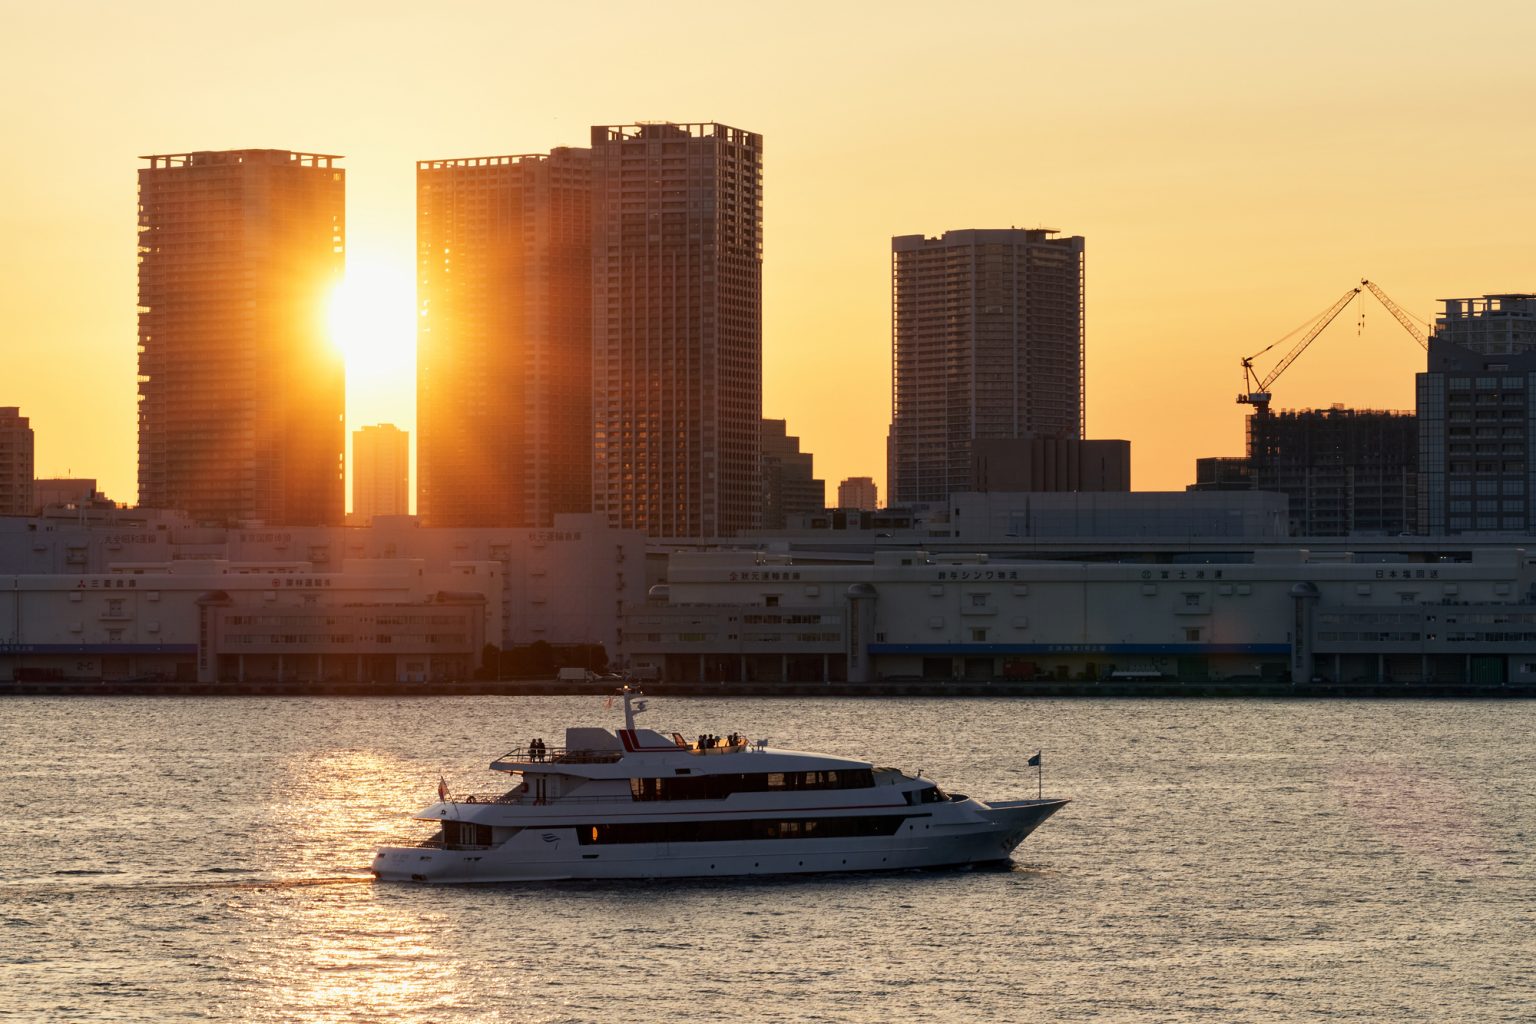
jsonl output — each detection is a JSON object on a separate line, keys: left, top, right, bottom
{"left": 628, "top": 769, "right": 875, "bottom": 801}
{"left": 442, "top": 821, "right": 493, "bottom": 847}
{"left": 578, "top": 814, "right": 910, "bottom": 845}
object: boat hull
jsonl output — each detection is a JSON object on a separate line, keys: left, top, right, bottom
{"left": 371, "top": 798, "right": 1067, "bottom": 883}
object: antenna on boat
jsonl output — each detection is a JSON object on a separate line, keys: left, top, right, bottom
{"left": 617, "top": 683, "right": 647, "bottom": 731}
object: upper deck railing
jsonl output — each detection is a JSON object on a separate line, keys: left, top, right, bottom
{"left": 496, "top": 745, "right": 626, "bottom": 765}
{"left": 495, "top": 735, "right": 759, "bottom": 765}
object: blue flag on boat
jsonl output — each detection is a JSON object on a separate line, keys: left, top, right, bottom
{"left": 1027, "top": 752, "right": 1042, "bottom": 767}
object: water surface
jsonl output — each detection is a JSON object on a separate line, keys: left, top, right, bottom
{"left": 1, "top": 696, "right": 1531, "bottom": 1022}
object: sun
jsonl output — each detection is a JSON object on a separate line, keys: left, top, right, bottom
{"left": 327, "top": 257, "right": 416, "bottom": 376}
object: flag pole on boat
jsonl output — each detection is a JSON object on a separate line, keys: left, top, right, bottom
{"left": 1028, "top": 750, "right": 1042, "bottom": 799}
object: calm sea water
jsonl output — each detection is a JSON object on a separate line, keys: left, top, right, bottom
{"left": 0, "top": 695, "right": 1531, "bottom": 1023}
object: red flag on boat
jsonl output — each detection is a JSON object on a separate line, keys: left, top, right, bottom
{"left": 437, "top": 776, "right": 448, "bottom": 801}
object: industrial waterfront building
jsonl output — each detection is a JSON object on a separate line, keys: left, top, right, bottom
{"left": 4, "top": 497, "right": 1536, "bottom": 688}
{"left": 0, "top": 408, "right": 34, "bottom": 516}
{"left": 351, "top": 424, "right": 409, "bottom": 525}
{"left": 887, "top": 228, "right": 1085, "bottom": 505}
{"left": 416, "top": 149, "right": 593, "bottom": 528}
{"left": 1417, "top": 294, "right": 1536, "bottom": 535}
{"left": 0, "top": 510, "right": 643, "bottom": 683}
{"left": 626, "top": 543, "right": 1536, "bottom": 688}
{"left": 590, "top": 122, "right": 764, "bottom": 538}
{"left": 137, "top": 150, "right": 346, "bottom": 527}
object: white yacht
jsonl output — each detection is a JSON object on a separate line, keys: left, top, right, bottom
{"left": 371, "top": 691, "right": 1068, "bottom": 883}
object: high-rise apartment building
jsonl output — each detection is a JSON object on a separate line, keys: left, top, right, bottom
{"left": 416, "top": 149, "right": 593, "bottom": 527}
{"left": 887, "top": 228, "right": 1084, "bottom": 506}
{"left": 591, "top": 122, "right": 763, "bottom": 537}
{"left": 0, "top": 408, "right": 34, "bottom": 516}
{"left": 352, "top": 424, "right": 410, "bottom": 525}
{"left": 1417, "top": 294, "right": 1536, "bottom": 534}
{"left": 837, "top": 476, "right": 878, "bottom": 511}
{"left": 137, "top": 150, "right": 345, "bottom": 526}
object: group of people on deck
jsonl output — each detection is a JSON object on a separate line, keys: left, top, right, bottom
{"left": 528, "top": 737, "right": 547, "bottom": 761}
{"left": 696, "top": 733, "right": 744, "bottom": 750}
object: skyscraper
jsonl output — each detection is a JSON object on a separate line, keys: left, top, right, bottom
{"left": 1417, "top": 293, "right": 1536, "bottom": 534}
{"left": 416, "top": 149, "right": 593, "bottom": 527}
{"left": 887, "top": 228, "right": 1084, "bottom": 506}
{"left": 0, "top": 407, "right": 34, "bottom": 516}
{"left": 760, "top": 418, "right": 825, "bottom": 528}
{"left": 352, "top": 423, "right": 410, "bottom": 525}
{"left": 590, "top": 122, "right": 763, "bottom": 537}
{"left": 137, "top": 150, "right": 345, "bottom": 526}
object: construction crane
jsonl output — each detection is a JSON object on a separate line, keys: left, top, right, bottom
{"left": 1359, "top": 278, "right": 1429, "bottom": 349}
{"left": 1238, "top": 285, "right": 1361, "bottom": 414}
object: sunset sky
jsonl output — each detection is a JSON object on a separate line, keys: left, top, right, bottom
{"left": 3, "top": 1, "right": 1533, "bottom": 509}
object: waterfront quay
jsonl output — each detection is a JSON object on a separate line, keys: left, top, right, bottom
{"left": 4, "top": 676, "right": 1533, "bottom": 699}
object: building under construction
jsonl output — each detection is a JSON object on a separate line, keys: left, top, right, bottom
{"left": 1246, "top": 406, "right": 1418, "bottom": 536}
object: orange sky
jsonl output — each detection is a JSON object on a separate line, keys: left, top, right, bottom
{"left": 3, "top": 1, "right": 1534, "bottom": 509}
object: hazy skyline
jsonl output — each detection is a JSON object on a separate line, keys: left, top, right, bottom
{"left": 4, "top": 1, "right": 1534, "bottom": 509}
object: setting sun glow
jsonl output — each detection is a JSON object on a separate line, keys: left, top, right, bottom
{"left": 329, "top": 256, "right": 418, "bottom": 515}
{"left": 328, "top": 259, "right": 416, "bottom": 377}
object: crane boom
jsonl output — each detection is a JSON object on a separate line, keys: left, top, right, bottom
{"left": 1359, "top": 278, "right": 1429, "bottom": 349}
{"left": 1238, "top": 286, "right": 1361, "bottom": 411}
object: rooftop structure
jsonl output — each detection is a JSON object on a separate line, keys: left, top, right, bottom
{"left": 1433, "top": 294, "right": 1536, "bottom": 356}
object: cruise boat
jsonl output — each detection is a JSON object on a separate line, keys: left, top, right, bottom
{"left": 371, "top": 690, "right": 1068, "bottom": 883}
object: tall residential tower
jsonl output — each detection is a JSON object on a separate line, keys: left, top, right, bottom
{"left": 0, "top": 408, "right": 34, "bottom": 516}
{"left": 590, "top": 122, "right": 763, "bottom": 537}
{"left": 416, "top": 149, "right": 593, "bottom": 527}
{"left": 887, "top": 228, "right": 1084, "bottom": 506}
{"left": 352, "top": 423, "right": 410, "bottom": 525}
{"left": 137, "top": 150, "right": 345, "bottom": 525}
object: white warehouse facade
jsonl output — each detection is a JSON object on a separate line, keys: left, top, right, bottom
{"left": 624, "top": 547, "right": 1536, "bottom": 687}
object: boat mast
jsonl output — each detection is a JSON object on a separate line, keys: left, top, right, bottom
{"left": 621, "top": 685, "right": 646, "bottom": 731}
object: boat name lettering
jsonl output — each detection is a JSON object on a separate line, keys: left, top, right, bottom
{"left": 268, "top": 578, "right": 334, "bottom": 588}
{"left": 727, "top": 571, "right": 803, "bottom": 582}
{"left": 531, "top": 531, "right": 582, "bottom": 542}
{"left": 1374, "top": 569, "right": 1439, "bottom": 580}
{"left": 240, "top": 532, "right": 292, "bottom": 543}
{"left": 1140, "top": 570, "right": 1223, "bottom": 580}
{"left": 74, "top": 578, "right": 138, "bottom": 589}
{"left": 936, "top": 570, "right": 1020, "bottom": 581}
